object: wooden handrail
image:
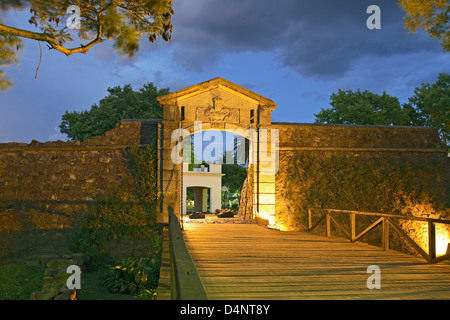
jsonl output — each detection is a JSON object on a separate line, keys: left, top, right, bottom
{"left": 308, "top": 208, "right": 450, "bottom": 264}
{"left": 168, "top": 209, "right": 208, "bottom": 300}
{"left": 309, "top": 208, "right": 450, "bottom": 224}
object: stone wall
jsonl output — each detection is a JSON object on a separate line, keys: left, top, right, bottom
{"left": 273, "top": 123, "right": 445, "bottom": 149}
{"left": 272, "top": 123, "right": 449, "bottom": 232}
{"left": 2, "top": 117, "right": 448, "bottom": 259}
{"left": 0, "top": 120, "right": 159, "bottom": 234}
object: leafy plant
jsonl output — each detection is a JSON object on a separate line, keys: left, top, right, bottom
{"left": 0, "top": 1, "right": 173, "bottom": 90}
{"left": 399, "top": 0, "right": 449, "bottom": 52}
{"left": 101, "top": 257, "right": 160, "bottom": 300}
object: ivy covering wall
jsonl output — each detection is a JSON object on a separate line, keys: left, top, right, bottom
{"left": 68, "top": 143, "right": 160, "bottom": 261}
{"left": 276, "top": 151, "right": 449, "bottom": 254}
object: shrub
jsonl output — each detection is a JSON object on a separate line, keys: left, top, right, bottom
{"left": 101, "top": 256, "right": 160, "bottom": 300}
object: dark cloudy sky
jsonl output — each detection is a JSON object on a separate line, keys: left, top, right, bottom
{"left": 0, "top": 0, "right": 448, "bottom": 143}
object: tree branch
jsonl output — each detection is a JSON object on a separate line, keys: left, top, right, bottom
{"left": 0, "top": 23, "right": 103, "bottom": 56}
{"left": 35, "top": 40, "right": 42, "bottom": 79}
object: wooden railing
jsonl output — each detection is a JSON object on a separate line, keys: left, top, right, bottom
{"left": 168, "top": 209, "right": 208, "bottom": 300}
{"left": 307, "top": 208, "right": 450, "bottom": 264}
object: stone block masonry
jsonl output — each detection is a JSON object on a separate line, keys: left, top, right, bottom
{"left": 0, "top": 120, "right": 160, "bottom": 233}
{"left": 274, "top": 122, "right": 446, "bottom": 150}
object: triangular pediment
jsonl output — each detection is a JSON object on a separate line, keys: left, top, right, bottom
{"left": 157, "top": 78, "right": 276, "bottom": 125}
{"left": 157, "top": 77, "right": 277, "bottom": 111}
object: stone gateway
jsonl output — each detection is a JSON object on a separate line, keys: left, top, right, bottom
{"left": 0, "top": 77, "right": 447, "bottom": 235}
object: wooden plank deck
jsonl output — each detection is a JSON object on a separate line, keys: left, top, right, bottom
{"left": 183, "top": 223, "right": 450, "bottom": 300}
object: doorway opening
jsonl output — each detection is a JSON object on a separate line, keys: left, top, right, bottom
{"left": 181, "top": 129, "right": 250, "bottom": 223}
{"left": 186, "top": 186, "right": 210, "bottom": 214}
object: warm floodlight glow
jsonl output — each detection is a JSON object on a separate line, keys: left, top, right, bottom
{"left": 416, "top": 222, "right": 450, "bottom": 257}
{"left": 435, "top": 225, "right": 450, "bottom": 256}
{"left": 274, "top": 222, "right": 289, "bottom": 231}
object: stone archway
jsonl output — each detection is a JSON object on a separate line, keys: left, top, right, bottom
{"left": 156, "top": 77, "right": 278, "bottom": 226}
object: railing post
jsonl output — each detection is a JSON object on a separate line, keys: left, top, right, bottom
{"left": 307, "top": 207, "right": 450, "bottom": 264}
{"left": 326, "top": 212, "right": 331, "bottom": 237}
{"left": 428, "top": 221, "right": 436, "bottom": 262}
{"left": 307, "top": 208, "right": 311, "bottom": 230}
{"left": 350, "top": 213, "right": 355, "bottom": 242}
{"left": 382, "top": 218, "right": 389, "bottom": 251}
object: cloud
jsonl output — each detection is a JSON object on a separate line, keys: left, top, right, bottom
{"left": 167, "top": 0, "right": 444, "bottom": 79}
{"left": 1, "top": 0, "right": 447, "bottom": 144}
{"left": 6, "top": 0, "right": 442, "bottom": 81}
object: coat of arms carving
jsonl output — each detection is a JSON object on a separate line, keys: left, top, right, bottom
{"left": 196, "top": 96, "right": 239, "bottom": 123}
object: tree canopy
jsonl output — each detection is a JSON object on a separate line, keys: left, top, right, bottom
{"left": 0, "top": 0, "right": 173, "bottom": 90}
{"left": 314, "top": 73, "right": 449, "bottom": 149}
{"left": 398, "top": 0, "right": 449, "bottom": 52}
{"left": 314, "top": 89, "right": 415, "bottom": 126}
{"left": 0, "top": 32, "right": 23, "bottom": 91}
{"left": 59, "top": 82, "right": 169, "bottom": 141}
{"left": 405, "top": 72, "right": 450, "bottom": 148}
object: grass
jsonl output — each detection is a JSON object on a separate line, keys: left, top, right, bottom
{"left": 0, "top": 248, "right": 158, "bottom": 300}
{"left": 0, "top": 264, "right": 45, "bottom": 300}
{"left": 0, "top": 262, "right": 141, "bottom": 300}
{"left": 0, "top": 229, "right": 72, "bottom": 300}
{"left": 0, "top": 227, "right": 161, "bottom": 300}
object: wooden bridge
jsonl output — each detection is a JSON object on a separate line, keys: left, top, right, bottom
{"left": 157, "top": 212, "right": 450, "bottom": 300}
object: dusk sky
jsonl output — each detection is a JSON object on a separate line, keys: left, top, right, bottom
{"left": 0, "top": 0, "right": 448, "bottom": 143}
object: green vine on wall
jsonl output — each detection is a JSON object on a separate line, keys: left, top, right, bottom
{"left": 279, "top": 152, "right": 449, "bottom": 229}
{"left": 68, "top": 143, "right": 160, "bottom": 260}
